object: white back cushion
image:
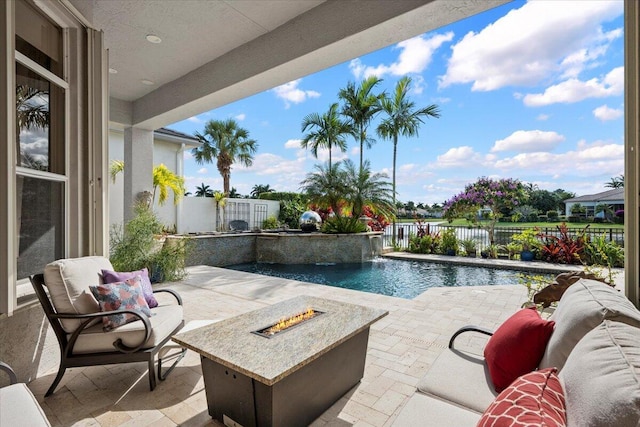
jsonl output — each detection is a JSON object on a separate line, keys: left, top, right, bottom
{"left": 44, "top": 256, "right": 114, "bottom": 332}
{"left": 539, "top": 279, "right": 640, "bottom": 370}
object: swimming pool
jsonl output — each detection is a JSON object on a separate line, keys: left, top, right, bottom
{"left": 225, "top": 258, "right": 550, "bottom": 299}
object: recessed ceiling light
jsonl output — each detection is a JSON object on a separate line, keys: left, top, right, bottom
{"left": 141, "top": 79, "right": 155, "bottom": 85}
{"left": 108, "top": 68, "right": 118, "bottom": 74}
{"left": 146, "top": 34, "right": 162, "bottom": 44}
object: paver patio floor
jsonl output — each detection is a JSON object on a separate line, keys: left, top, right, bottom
{"left": 28, "top": 263, "right": 531, "bottom": 426}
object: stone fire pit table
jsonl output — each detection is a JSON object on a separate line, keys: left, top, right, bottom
{"left": 172, "top": 295, "right": 388, "bottom": 427}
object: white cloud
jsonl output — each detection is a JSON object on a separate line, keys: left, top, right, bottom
{"left": 284, "top": 139, "right": 302, "bottom": 149}
{"left": 272, "top": 79, "right": 321, "bottom": 108}
{"left": 197, "top": 168, "right": 208, "bottom": 174}
{"left": 536, "top": 114, "right": 550, "bottom": 121}
{"left": 235, "top": 152, "right": 308, "bottom": 191}
{"left": 523, "top": 66, "right": 624, "bottom": 106}
{"left": 235, "top": 113, "right": 246, "bottom": 121}
{"left": 491, "top": 130, "right": 565, "bottom": 153}
{"left": 350, "top": 32, "right": 453, "bottom": 79}
{"left": 183, "top": 151, "right": 193, "bottom": 160}
{"left": 187, "top": 116, "right": 204, "bottom": 124}
{"left": 433, "top": 146, "right": 490, "bottom": 168}
{"left": 439, "top": 1, "right": 622, "bottom": 91}
{"left": 493, "top": 140, "right": 623, "bottom": 177}
{"left": 593, "top": 104, "right": 623, "bottom": 121}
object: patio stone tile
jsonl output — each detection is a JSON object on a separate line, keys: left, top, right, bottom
{"left": 91, "top": 408, "right": 133, "bottom": 426}
{"left": 341, "top": 399, "right": 388, "bottom": 427}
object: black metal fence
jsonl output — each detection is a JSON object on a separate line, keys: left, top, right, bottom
{"left": 383, "top": 223, "right": 625, "bottom": 252}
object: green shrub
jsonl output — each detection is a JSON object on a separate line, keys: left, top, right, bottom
{"left": 527, "top": 213, "right": 539, "bottom": 222}
{"left": 440, "top": 228, "right": 458, "bottom": 254}
{"left": 538, "top": 215, "right": 548, "bottom": 222}
{"left": 321, "top": 216, "right": 367, "bottom": 233}
{"left": 583, "top": 234, "right": 624, "bottom": 268}
{"left": 279, "top": 198, "right": 307, "bottom": 228}
{"left": 568, "top": 215, "right": 581, "bottom": 223}
{"left": 408, "top": 233, "right": 441, "bottom": 254}
{"left": 547, "top": 211, "right": 558, "bottom": 220}
{"left": 109, "top": 203, "right": 190, "bottom": 282}
{"left": 262, "top": 216, "right": 279, "bottom": 229}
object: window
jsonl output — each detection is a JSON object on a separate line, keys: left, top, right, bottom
{"left": 15, "top": 0, "right": 67, "bottom": 280}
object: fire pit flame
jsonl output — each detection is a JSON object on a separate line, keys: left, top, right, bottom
{"left": 254, "top": 308, "right": 323, "bottom": 338}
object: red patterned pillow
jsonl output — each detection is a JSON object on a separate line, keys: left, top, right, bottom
{"left": 89, "top": 276, "right": 152, "bottom": 331}
{"left": 477, "top": 368, "right": 566, "bottom": 427}
{"left": 484, "top": 307, "right": 555, "bottom": 392}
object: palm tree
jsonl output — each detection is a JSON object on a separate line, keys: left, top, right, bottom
{"left": 213, "top": 191, "right": 226, "bottom": 231}
{"left": 376, "top": 76, "right": 440, "bottom": 241}
{"left": 342, "top": 159, "right": 394, "bottom": 220}
{"left": 300, "top": 103, "right": 351, "bottom": 171}
{"left": 228, "top": 187, "right": 242, "bottom": 198}
{"left": 300, "top": 161, "right": 347, "bottom": 217}
{"left": 605, "top": 175, "right": 624, "bottom": 188}
{"left": 595, "top": 203, "right": 615, "bottom": 221}
{"left": 192, "top": 119, "right": 258, "bottom": 196}
{"left": 151, "top": 164, "right": 185, "bottom": 208}
{"left": 109, "top": 161, "right": 185, "bottom": 208}
{"left": 251, "top": 184, "right": 274, "bottom": 198}
{"left": 195, "top": 183, "right": 214, "bottom": 197}
{"left": 16, "top": 85, "right": 49, "bottom": 170}
{"left": 338, "top": 76, "right": 385, "bottom": 171}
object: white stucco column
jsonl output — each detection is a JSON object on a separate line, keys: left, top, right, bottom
{"left": 175, "top": 143, "right": 185, "bottom": 233}
{"left": 124, "top": 127, "right": 153, "bottom": 222}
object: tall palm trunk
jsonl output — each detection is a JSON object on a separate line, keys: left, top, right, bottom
{"left": 392, "top": 136, "right": 398, "bottom": 243}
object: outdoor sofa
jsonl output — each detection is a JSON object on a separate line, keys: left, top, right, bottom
{"left": 0, "top": 361, "right": 51, "bottom": 426}
{"left": 393, "top": 278, "right": 640, "bottom": 426}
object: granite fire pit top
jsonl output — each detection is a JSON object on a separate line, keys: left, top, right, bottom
{"left": 171, "top": 295, "right": 388, "bottom": 385}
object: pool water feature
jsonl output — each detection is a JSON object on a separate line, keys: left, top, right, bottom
{"left": 225, "top": 258, "right": 552, "bottom": 299}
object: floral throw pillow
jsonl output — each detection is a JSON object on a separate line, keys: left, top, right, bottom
{"left": 90, "top": 276, "right": 152, "bottom": 331}
{"left": 102, "top": 268, "right": 158, "bottom": 308}
{"left": 477, "top": 368, "right": 567, "bottom": 427}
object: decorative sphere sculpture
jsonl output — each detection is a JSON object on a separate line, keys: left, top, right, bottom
{"left": 299, "top": 210, "right": 322, "bottom": 232}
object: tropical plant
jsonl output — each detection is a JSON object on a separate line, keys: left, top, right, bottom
{"left": 376, "top": 76, "right": 440, "bottom": 242}
{"left": 110, "top": 161, "right": 185, "bottom": 208}
{"left": 16, "top": 84, "right": 50, "bottom": 170}
{"left": 538, "top": 223, "right": 587, "bottom": 264}
{"left": 440, "top": 228, "right": 458, "bottom": 255}
{"left": 213, "top": 191, "right": 226, "bottom": 231}
{"left": 109, "top": 203, "right": 190, "bottom": 282}
{"left": 251, "top": 184, "right": 275, "bottom": 199}
{"left": 582, "top": 234, "right": 624, "bottom": 268}
{"left": 338, "top": 76, "right": 385, "bottom": 171}
{"left": 595, "top": 203, "right": 615, "bottom": 222}
{"left": 151, "top": 164, "right": 186, "bottom": 207}
{"left": 443, "top": 177, "right": 527, "bottom": 244}
{"left": 261, "top": 216, "right": 279, "bottom": 230}
{"left": 408, "top": 231, "right": 441, "bottom": 254}
{"left": 300, "top": 162, "right": 347, "bottom": 216}
{"left": 300, "top": 103, "right": 351, "bottom": 171}
{"left": 518, "top": 273, "right": 555, "bottom": 311}
{"left": 228, "top": 187, "right": 242, "bottom": 198}
{"left": 341, "top": 159, "right": 394, "bottom": 220}
{"left": 192, "top": 118, "right": 258, "bottom": 196}
{"left": 511, "top": 228, "right": 541, "bottom": 252}
{"left": 321, "top": 216, "right": 367, "bottom": 234}
{"left": 570, "top": 203, "right": 586, "bottom": 215}
{"left": 604, "top": 174, "right": 624, "bottom": 188}
{"left": 195, "top": 182, "right": 214, "bottom": 197}
{"left": 460, "top": 238, "right": 477, "bottom": 256}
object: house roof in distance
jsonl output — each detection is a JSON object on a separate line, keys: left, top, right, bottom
{"left": 565, "top": 188, "right": 624, "bottom": 203}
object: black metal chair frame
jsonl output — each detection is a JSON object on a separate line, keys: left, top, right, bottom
{"left": 30, "top": 273, "right": 186, "bottom": 397}
{"left": 448, "top": 325, "right": 494, "bottom": 349}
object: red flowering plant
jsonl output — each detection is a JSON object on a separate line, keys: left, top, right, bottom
{"left": 443, "top": 177, "right": 527, "bottom": 244}
{"left": 361, "top": 205, "right": 390, "bottom": 231}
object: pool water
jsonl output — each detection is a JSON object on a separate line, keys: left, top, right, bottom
{"left": 225, "top": 258, "right": 548, "bottom": 299}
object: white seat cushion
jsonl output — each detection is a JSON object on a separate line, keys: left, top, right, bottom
{"left": 560, "top": 320, "right": 640, "bottom": 427}
{"left": 0, "top": 383, "right": 51, "bottom": 426}
{"left": 392, "top": 393, "right": 481, "bottom": 427}
{"left": 70, "top": 304, "right": 183, "bottom": 353}
{"left": 44, "top": 256, "right": 114, "bottom": 332}
{"left": 416, "top": 348, "right": 497, "bottom": 413}
{"left": 539, "top": 279, "right": 640, "bottom": 371}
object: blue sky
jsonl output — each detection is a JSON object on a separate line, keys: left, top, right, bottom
{"left": 169, "top": 0, "right": 624, "bottom": 205}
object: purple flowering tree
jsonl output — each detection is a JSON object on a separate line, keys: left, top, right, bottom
{"left": 443, "top": 177, "right": 528, "bottom": 244}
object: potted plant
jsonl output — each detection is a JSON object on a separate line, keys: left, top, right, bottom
{"left": 460, "top": 238, "right": 477, "bottom": 257}
{"left": 511, "top": 228, "right": 541, "bottom": 261}
{"left": 481, "top": 243, "right": 499, "bottom": 259}
{"left": 441, "top": 228, "right": 458, "bottom": 256}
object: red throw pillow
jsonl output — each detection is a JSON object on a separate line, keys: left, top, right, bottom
{"left": 484, "top": 307, "right": 555, "bottom": 392}
{"left": 477, "top": 368, "right": 566, "bottom": 427}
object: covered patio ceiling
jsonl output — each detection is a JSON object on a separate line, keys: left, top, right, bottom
{"left": 66, "top": 0, "right": 509, "bottom": 130}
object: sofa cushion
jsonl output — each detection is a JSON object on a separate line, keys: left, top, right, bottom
{"left": 70, "top": 304, "right": 183, "bottom": 353}
{"left": 392, "top": 393, "right": 481, "bottom": 426}
{"left": 539, "top": 279, "right": 640, "bottom": 370}
{"left": 44, "top": 256, "right": 114, "bottom": 332}
{"left": 417, "top": 348, "right": 497, "bottom": 413}
{"left": 90, "top": 277, "right": 152, "bottom": 331}
{"left": 478, "top": 368, "right": 566, "bottom": 427}
{"left": 102, "top": 268, "right": 158, "bottom": 308}
{"left": 559, "top": 320, "right": 640, "bottom": 427}
{"left": 484, "top": 307, "right": 555, "bottom": 392}
{"left": 0, "top": 383, "right": 51, "bottom": 426}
